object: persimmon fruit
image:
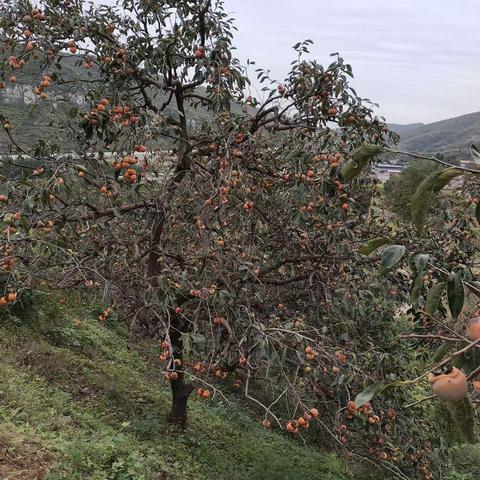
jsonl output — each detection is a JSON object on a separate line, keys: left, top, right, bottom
{"left": 428, "top": 367, "right": 468, "bottom": 402}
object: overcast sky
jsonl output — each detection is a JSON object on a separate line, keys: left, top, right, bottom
{"left": 222, "top": 0, "right": 480, "bottom": 124}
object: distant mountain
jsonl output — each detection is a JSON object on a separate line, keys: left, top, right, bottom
{"left": 389, "top": 111, "right": 480, "bottom": 159}
{"left": 389, "top": 122, "right": 424, "bottom": 135}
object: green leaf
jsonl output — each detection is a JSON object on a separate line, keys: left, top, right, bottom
{"left": 254, "top": 340, "right": 269, "bottom": 361}
{"left": 68, "top": 107, "right": 79, "bottom": 119}
{"left": 433, "top": 342, "right": 455, "bottom": 363}
{"left": 182, "top": 333, "right": 192, "bottom": 354}
{"left": 476, "top": 202, "right": 480, "bottom": 224}
{"left": 358, "top": 237, "right": 389, "bottom": 255}
{"left": 410, "top": 253, "right": 430, "bottom": 306}
{"left": 410, "top": 273, "right": 424, "bottom": 305}
{"left": 411, "top": 167, "right": 463, "bottom": 234}
{"left": 112, "top": 208, "right": 123, "bottom": 219}
{"left": 446, "top": 397, "right": 476, "bottom": 443}
{"left": 0, "top": 181, "right": 11, "bottom": 195}
{"left": 190, "top": 333, "right": 206, "bottom": 345}
{"left": 425, "top": 282, "right": 446, "bottom": 315}
{"left": 431, "top": 167, "right": 464, "bottom": 191}
{"left": 354, "top": 382, "right": 382, "bottom": 407}
{"left": 381, "top": 245, "right": 406, "bottom": 270}
{"left": 410, "top": 253, "right": 429, "bottom": 273}
{"left": 447, "top": 272, "right": 464, "bottom": 319}
{"left": 470, "top": 144, "right": 480, "bottom": 165}
{"left": 340, "top": 144, "right": 383, "bottom": 182}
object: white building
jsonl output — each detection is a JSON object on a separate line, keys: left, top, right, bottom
{"left": 373, "top": 164, "right": 404, "bottom": 183}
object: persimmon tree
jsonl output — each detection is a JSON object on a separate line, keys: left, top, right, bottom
{"left": 3, "top": 0, "right": 476, "bottom": 477}
{"left": 0, "top": 0, "right": 395, "bottom": 422}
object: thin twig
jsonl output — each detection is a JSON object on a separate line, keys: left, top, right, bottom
{"left": 412, "top": 337, "right": 480, "bottom": 383}
{"left": 399, "top": 334, "right": 465, "bottom": 343}
{"left": 385, "top": 148, "right": 480, "bottom": 174}
{"left": 467, "top": 365, "right": 480, "bottom": 381}
{"left": 404, "top": 394, "right": 436, "bottom": 409}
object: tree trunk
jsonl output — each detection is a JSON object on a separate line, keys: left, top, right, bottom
{"left": 147, "top": 200, "right": 166, "bottom": 283}
{"left": 147, "top": 122, "right": 194, "bottom": 425}
{"left": 166, "top": 317, "right": 194, "bottom": 426}
{"left": 168, "top": 376, "right": 194, "bottom": 426}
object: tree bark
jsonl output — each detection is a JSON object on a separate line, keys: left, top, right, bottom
{"left": 147, "top": 200, "right": 166, "bottom": 283}
{"left": 166, "top": 316, "right": 194, "bottom": 426}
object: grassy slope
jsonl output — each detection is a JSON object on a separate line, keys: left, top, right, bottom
{"left": 0, "top": 298, "right": 347, "bottom": 480}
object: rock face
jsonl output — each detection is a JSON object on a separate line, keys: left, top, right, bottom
{"left": 0, "top": 81, "right": 86, "bottom": 150}
{"left": 0, "top": 84, "right": 85, "bottom": 106}
{"left": 1, "top": 84, "right": 36, "bottom": 104}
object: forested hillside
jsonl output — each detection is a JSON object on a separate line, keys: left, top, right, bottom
{"left": 390, "top": 111, "right": 480, "bottom": 158}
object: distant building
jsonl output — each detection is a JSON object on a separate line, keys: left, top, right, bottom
{"left": 373, "top": 164, "right": 404, "bottom": 183}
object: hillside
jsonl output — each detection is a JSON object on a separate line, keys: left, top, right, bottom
{"left": 0, "top": 53, "right": 254, "bottom": 151}
{"left": 390, "top": 111, "right": 480, "bottom": 158}
{"left": 2, "top": 297, "right": 479, "bottom": 480}
{"left": 388, "top": 122, "right": 424, "bottom": 136}
{"left": 0, "top": 296, "right": 349, "bottom": 480}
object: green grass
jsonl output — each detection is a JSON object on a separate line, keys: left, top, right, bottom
{"left": 0, "top": 297, "right": 348, "bottom": 480}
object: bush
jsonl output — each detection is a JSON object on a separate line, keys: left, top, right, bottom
{"left": 383, "top": 160, "right": 441, "bottom": 221}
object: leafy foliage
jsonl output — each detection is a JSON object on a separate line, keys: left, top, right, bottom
{"left": 384, "top": 159, "right": 441, "bottom": 222}
{"left": 411, "top": 167, "right": 463, "bottom": 234}
{"left": 340, "top": 144, "right": 383, "bottom": 181}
